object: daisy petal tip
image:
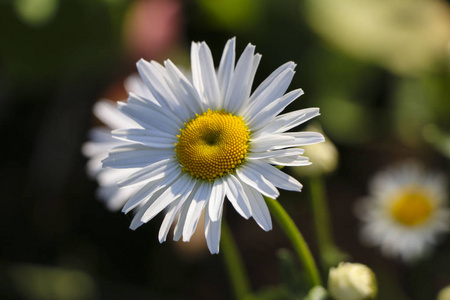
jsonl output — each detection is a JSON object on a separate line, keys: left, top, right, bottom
{"left": 206, "top": 241, "right": 220, "bottom": 254}
{"left": 136, "top": 58, "right": 148, "bottom": 68}
{"left": 264, "top": 225, "right": 273, "bottom": 232}
{"left": 116, "top": 180, "right": 128, "bottom": 188}
{"left": 129, "top": 221, "right": 142, "bottom": 231}
{"left": 158, "top": 235, "right": 167, "bottom": 244}
{"left": 100, "top": 158, "right": 112, "bottom": 168}
{"left": 208, "top": 211, "right": 220, "bottom": 222}
{"left": 317, "top": 134, "right": 326, "bottom": 143}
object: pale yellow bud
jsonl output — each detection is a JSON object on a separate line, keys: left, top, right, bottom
{"left": 292, "top": 124, "right": 338, "bottom": 177}
{"left": 328, "top": 262, "right": 377, "bottom": 300}
{"left": 438, "top": 286, "right": 450, "bottom": 300}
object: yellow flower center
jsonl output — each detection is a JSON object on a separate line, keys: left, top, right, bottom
{"left": 390, "top": 188, "right": 434, "bottom": 226}
{"left": 175, "top": 109, "right": 250, "bottom": 180}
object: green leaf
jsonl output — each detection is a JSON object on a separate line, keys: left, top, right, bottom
{"left": 277, "top": 249, "right": 308, "bottom": 299}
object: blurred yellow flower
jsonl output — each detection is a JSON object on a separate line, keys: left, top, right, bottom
{"left": 355, "top": 162, "right": 450, "bottom": 262}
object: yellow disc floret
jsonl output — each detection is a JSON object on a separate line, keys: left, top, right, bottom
{"left": 390, "top": 188, "right": 434, "bottom": 226}
{"left": 175, "top": 109, "right": 250, "bottom": 181}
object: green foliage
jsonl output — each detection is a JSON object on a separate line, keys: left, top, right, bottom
{"left": 0, "top": 0, "right": 129, "bottom": 89}
{"left": 250, "top": 249, "right": 329, "bottom": 300}
{"left": 195, "top": 0, "right": 262, "bottom": 31}
{"left": 13, "top": 0, "right": 59, "bottom": 26}
{"left": 278, "top": 249, "right": 309, "bottom": 299}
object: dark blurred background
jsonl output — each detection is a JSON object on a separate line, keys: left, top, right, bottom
{"left": 1, "top": 0, "right": 450, "bottom": 299}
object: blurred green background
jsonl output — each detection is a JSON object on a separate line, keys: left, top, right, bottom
{"left": 1, "top": 0, "right": 450, "bottom": 299}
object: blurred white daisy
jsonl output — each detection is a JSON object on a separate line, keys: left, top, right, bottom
{"left": 82, "top": 76, "right": 149, "bottom": 211}
{"left": 103, "top": 38, "right": 324, "bottom": 254}
{"left": 355, "top": 162, "right": 450, "bottom": 262}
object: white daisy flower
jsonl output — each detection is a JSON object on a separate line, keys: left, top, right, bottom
{"left": 103, "top": 38, "right": 324, "bottom": 254}
{"left": 82, "top": 76, "right": 149, "bottom": 211}
{"left": 355, "top": 162, "right": 450, "bottom": 262}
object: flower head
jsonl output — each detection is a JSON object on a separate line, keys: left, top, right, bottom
{"left": 103, "top": 38, "right": 324, "bottom": 254}
{"left": 328, "top": 262, "right": 377, "bottom": 300}
{"left": 355, "top": 161, "right": 450, "bottom": 262}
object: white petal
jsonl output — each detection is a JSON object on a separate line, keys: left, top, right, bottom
{"left": 124, "top": 74, "right": 155, "bottom": 101}
{"left": 118, "top": 95, "right": 182, "bottom": 133}
{"left": 204, "top": 203, "right": 223, "bottom": 254}
{"left": 250, "top": 111, "right": 305, "bottom": 140}
{"left": 173, "top": 186, "right": 199, "bottom": 241}
{"left": 136, "top": 59, "right": 189, "bottom": 121}
{"left": 158, "top": 200, "right": 180, "bottom": 242}
{"left": 266, "top": 156, "right": 311, "bottom": 166}
{"left": 251, "top": 132, "right": 324, "bottom": 152}
{"left": 243, "top": 68, "right": 295, "bottom": 119}
{"left": 250, "top": 134, "right": 296, "bottom": 153}
{"left": 223, "top": 174, "right": 252, "bottom": 219}
{"left": 208, "top": 178, "right": 226, "bottom": 222}
{"left": 97, "top": 167, "right": 136, "bottom": 186}
{"left": 122, "top": 166, "right": 181, "bottom": 213}
{"left": 247, "top": 148, "right": 305, "bottom": 160}
{"left": 102, "top": 144, "right": 172, "bottom": 169}
{"left": 82, "top": 128, "right": 118, "bottom": 158}
{"left": 247, "top": 160, "right": 303, "bottom": 192}
{"left": 253, "top": 107, "right": 320, "bottom": 139}
{"left": 192, "top": 42, "right": 221, "bottom": 110}
{"left": 190, "top": 42, "right": 203, "bottom": 102}
{"left": 118, "top": 159, "right": 177, "bottom": 187}
{"left": 274, "top": 108, "right": 321, "bottom": 134}
{"left": 93, "top": 100, "right": 137, "bottom": 130}
{"left": 236, "top": 165, "right": 280, "bottom": 199}
{"left": 284, "top": 132, "right": 326, "bottom": 146}
{"left": 242, "top": 184, "right": 272, "bottom": 231}
{"left": 224, "top": 43, "right": 256, "bottom": 113}
{"left": 247, "top": 89, "right": 304, "bottom": 131}
{"left": 151, "top": 61, "right": 192, "bottom": 121}
{"left": 243, "top": 54, "right": 262, "bottom": 106}
{"left": 158, "top": 182, "right": 199, "bottom": 242}
{"left": 183, "top": 181, "right": 212, "bottom": 242}
{"left": 248, "top": 61, "right": 296, "bottom": 105}
{"left": 235, "top": 53, "right": 261, "bottom": 115}
{"left": 97, "top": 184, "right": 137, "bottom": 211}
{"left": 112, "top": 128, "right": 177, "bottom": 148}
{"left": 164, "top": 59, "right": 203, "bottom": 116}
{"left": 217, "top": 38, "right": 236, "bottom": 103}
{"left": 129, "top": 188, "right": 165, "bottom": 230}
{"left": 141, "top": 173, "right": 196, "bottom": 223}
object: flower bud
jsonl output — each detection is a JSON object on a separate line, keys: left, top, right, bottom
{"left": 328, "top": 262, "right": 377, "bottom": 300}
{"left": 291, "top": 124, "right": 338, "bottom": 177}
{"left": 438, "top": 286, "right": 450, "bottom": 300}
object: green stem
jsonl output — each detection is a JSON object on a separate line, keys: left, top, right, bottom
{"left": 310, "top": 176, "right": 334, "bottom": 254}
{"left": 221, "top": 221, "right": 252, "bottom": 300}
{"left": 264, "top": 196, "right": 322, "bottom": 287}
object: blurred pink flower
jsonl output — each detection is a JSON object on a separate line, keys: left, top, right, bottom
{"left": 124, "top": 0, "right": 183, "bottom": 60}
